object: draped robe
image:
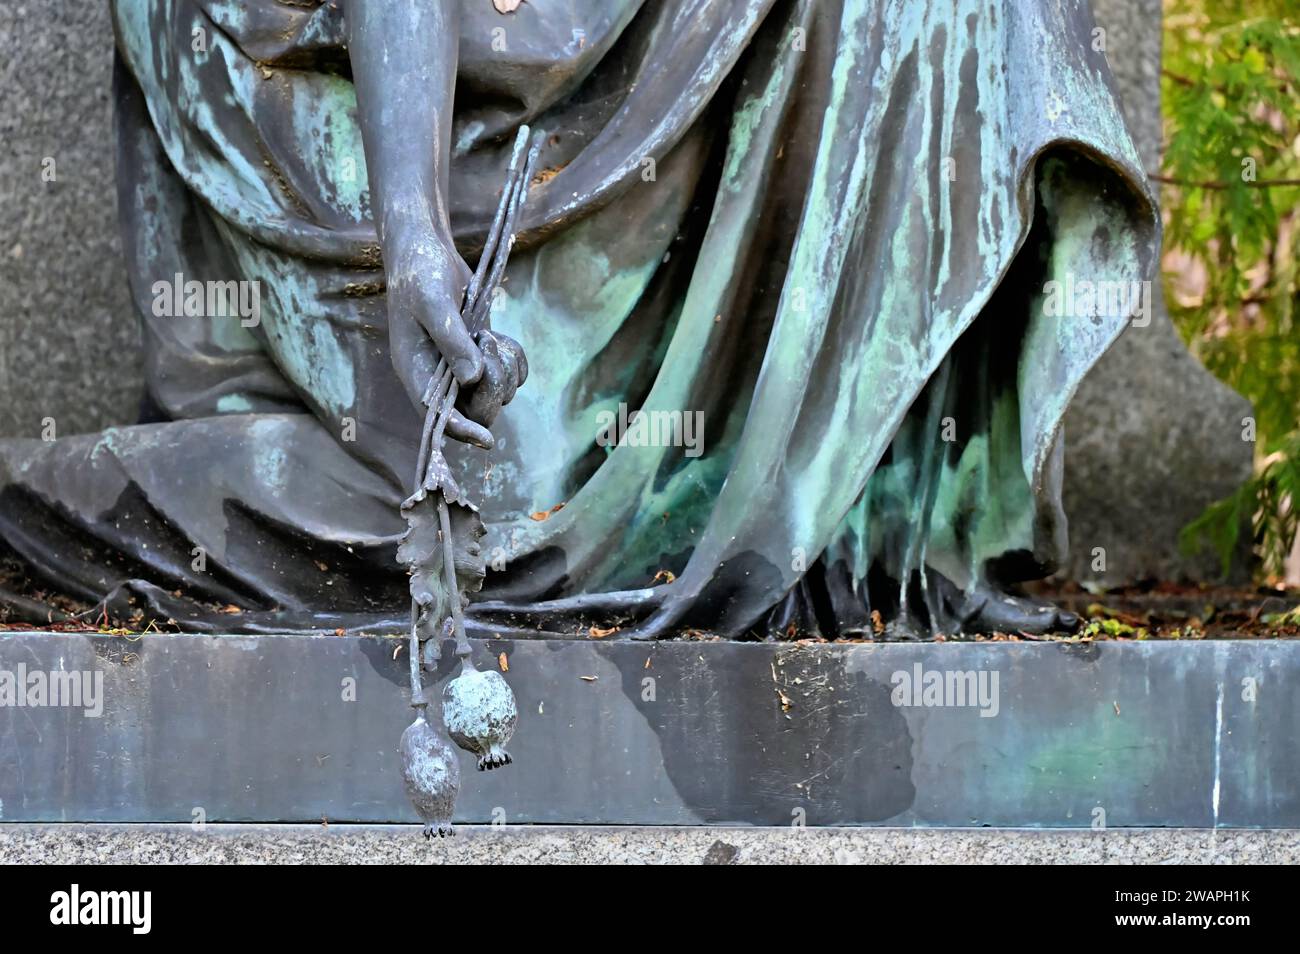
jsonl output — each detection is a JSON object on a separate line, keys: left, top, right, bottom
{"left": 0, "top": 0, "right": 1158, "bottom": 638}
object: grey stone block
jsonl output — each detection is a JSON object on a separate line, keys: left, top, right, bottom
{"left": 4, "top": 633, "right": 1298, "bottom": 827}
{"left": 0, "top": 2, "right": 142, "bottom": 439}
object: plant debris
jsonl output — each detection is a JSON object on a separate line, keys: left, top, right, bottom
{"left": 529, "top": 502, "right": 566, "bottom": 521}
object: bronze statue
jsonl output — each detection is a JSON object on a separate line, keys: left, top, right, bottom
{"left": 0, "top": 0, "right": 1158, "bottom": 643}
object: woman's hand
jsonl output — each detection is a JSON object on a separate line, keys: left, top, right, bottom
{"left": 385, "top": 221, "right": 527, "bottom": 448}
{"left": 385, "top": 220, "right": 479, "bottom": 397}
{"left": 460, "top": 327, "right": 528, "bottom": 435}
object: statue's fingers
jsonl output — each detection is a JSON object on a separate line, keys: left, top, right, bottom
{"left": 445, "top": 409, "right": 495, "bottom": 450}
{"left": 388, "top": 311, "right": 439, "bottom": 411}
{"left": 495, "top": 356, "right": 520, "bottom": 409}
{"left": 471, "top": 353, "right": 514, "bottom": 427}
{"left": 417, "top": 293, "right": 483, "bottom": 386}
{"left": 474, "top": 332, "right": 524, "bottom": 411}
{"left": 488, "top": 331, "right": 528, "bottom": 394}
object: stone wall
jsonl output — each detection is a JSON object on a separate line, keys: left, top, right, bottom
{"left": 0, "top": 1, "right": 142, "bottom": 438}
{"left": 0, "top": 1, "right": 1254, "bottom": 583}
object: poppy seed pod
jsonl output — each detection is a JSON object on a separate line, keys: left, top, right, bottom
{"left": 400, "top": 709, "right": 461, "bottom": 837}
{"left": 443, "top": 666, "right": 518, "bottom": 770}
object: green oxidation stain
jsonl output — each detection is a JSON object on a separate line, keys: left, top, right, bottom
{"left": 778, "top": 0, "right": 865, "bottom": 351}
{"left": 291, "top": 77, "right": 370, "bottom": 222}
{"left": 621, "top": 457, "right": 728, "bottom": 578}
{"left": 454, "top": 120, "right": 485, "bottom": 158}
{"left": 91, "top": 425, "right": 160, "bottom": 462}
{"left": 755, "top": 0, "right": 913, "bottom": 550}
{"left": 208, "top": 220, "right": 357, "bottom": 419}
{"left": 112, "top": 1, "right": 282, "bottom": 231}
{"left": 175, "top": 27, "right": 274, "bottom": 208}
{"left": 240, "top": 257, "right": 357, "bottom": 419}
{"left": 209, "top": 313, "right": 261, "bottom": 352}
{"left": 490, "top": 228, "right": 666, "bottom": 513}
{"left": 1030, "top": 10, "right": 1144, "bottom": 171}
{"left": 114, "top": 2, "right": 156, "bottom": 80}
{"left": 1019, "top": 713, "right": 1164, "bottom": 797}
{"left": 249, "top": 419, "right": 290, "bottom": 495}
{"left": 719, "top": 57, "right": 786, "bottom": 195}
{"left": 276, "top": 311, "right": 357, "bottom": 420}
{"left": 216, "top": 394, "right": 254, "bottom": 414}
{"left": 816, "top": 0, "right": 1153, "bottom": 586}
{"left": 494, "top": 0, "right": 1151, "bottom": 602}
{"left": 203, "top": 0, "right": 249, "bottom": 33}
{"left": 129, "top": 126, "right": 179, "bottom": 274}
{"left": 926, "top": 386, "right": 1035, "bottom": 587}
{"left": 1019, "top": 156, "right": 1148, "bottom": 488}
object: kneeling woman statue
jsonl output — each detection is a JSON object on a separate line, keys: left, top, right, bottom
{"left": 0, "top": 0, "right": 1157, "bottom": 640}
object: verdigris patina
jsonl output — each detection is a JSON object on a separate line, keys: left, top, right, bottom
{"left": 0, "top": 0, "right": 1158, "bottom": 641}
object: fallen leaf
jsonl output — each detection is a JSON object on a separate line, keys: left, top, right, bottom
{"left": 493, "top": 0, "right": 523, "bottom": 12}
{"left": 498, "top": 652, "right": 509, "bottom": 672}
{"left": 651, "top": 569, "right": 676, "bottom": 585}
{"left": 218, "top": 604, "right": 242, "bottom": 615}
{"left": 589, "top": 625, "right": 618, "bottom": 639}
{"left": 530, "top": 502, "right": 567, "bottom": 521}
